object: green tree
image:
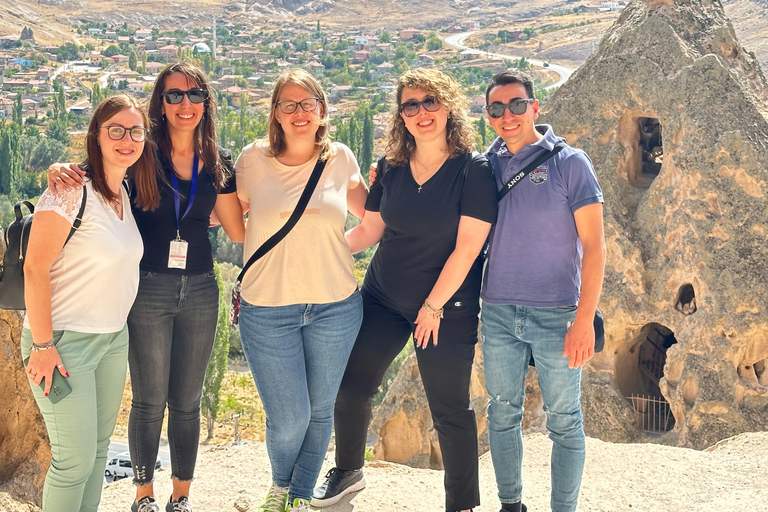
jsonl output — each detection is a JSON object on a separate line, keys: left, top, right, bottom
{"left": 12, "top": 94, "right": 22, "bottom": 125}
{"left": 379, "top": 30, "right": 390, "bottom": 43}
{"left": 102, "top": 44, "right": 120, "bottom": 57}
{"left": 56, "top": 42, "right": 80, "bottom": 61}
{"left": 348, "top": 115, "right": 360, "bottom": 160}
{"left": 426, "top": 35, "right": 443, "bottom": 51}
{"left": 360, "top": 108, "right": 374, "bottom": 174}
{"left": 91, "top": 82, "right": 104, "bottom": 107}
{"left": 128, "top": 51, "right": 138, "bottom": 71}
{"left": 0, "top": 122, "right": 22, "bottom": 195}
{"left": 201, "top": 263, "right": 231, "bottom": 441}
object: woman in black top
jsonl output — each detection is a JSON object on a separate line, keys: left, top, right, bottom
{"left": 48, "top": 63, "right": 244, "bottom": 512}
{"left": 312, "top": 69, "right": 497, "bottom": 512}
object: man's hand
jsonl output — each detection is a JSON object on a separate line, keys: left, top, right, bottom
{"left": 563, "top": 315, "right": 595, "bottom": 368}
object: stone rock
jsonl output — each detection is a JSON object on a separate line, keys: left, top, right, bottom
{"left": 540, "top": 0, "right": 768, "bottom": 449}
{"left": 0, "top": 306, "right": 49, "bottom": 505}
{"left": 233, "top": 495, "right": 251, "bottom": 511}
{"left": 370, "top": 342, "right": 546, "bottom": 470}
{"left": 0, "top": 492, "right": 40, "bottom": 512}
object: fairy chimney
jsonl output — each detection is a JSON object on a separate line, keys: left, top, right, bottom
{"left": 541, "top": 0, "right": 768, "bottom": 448}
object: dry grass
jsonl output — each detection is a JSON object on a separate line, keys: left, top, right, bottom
{"left": 113, "top": 367, "right": 267, "bottom": 445}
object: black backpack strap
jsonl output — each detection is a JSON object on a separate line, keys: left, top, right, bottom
{"left": 236, "top": 158, "right": 327, "bottom": 283}
{"left": 497, "top": 142, "right": 567, "bottom": 202}
{"left": 65, "top": 185, "right": 88, "bottom": 244}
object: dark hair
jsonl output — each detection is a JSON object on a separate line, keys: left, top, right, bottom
{"left": 385, "top": 68, "right": 475, "bottom": 167}
{"left": 148, "top": 62, "right": 226, "bottom": 189}
{"left": 485, "top": 70, "right": 535, "bottom": 104}
{"left": 83, "top": 94, "right": 159, "bottom": 210}
{"left": 267, "top": 68, "right": 332, "bottom": 161}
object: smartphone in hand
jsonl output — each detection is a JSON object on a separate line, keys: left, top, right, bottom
{"left": 23, "top": 357, "right": 72, "bottom": 404}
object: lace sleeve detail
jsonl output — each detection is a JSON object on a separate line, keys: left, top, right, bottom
{"left": 35, "top": 186, "right": 85, "bottom": 224}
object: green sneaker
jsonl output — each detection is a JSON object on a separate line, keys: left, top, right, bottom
{"left": 258, "top": 483, "right": 289, "bottom": 512}
{"left": 286, "top": 498, "right": 309, "bottom": 512}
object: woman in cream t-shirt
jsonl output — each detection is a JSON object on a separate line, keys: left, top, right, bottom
{"left": 234, "top": 68, "right": 367, "bottom": 512}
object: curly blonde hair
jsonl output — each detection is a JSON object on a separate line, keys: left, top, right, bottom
{"left": 385, "top": 68, "right": 475, "bottom": 166}
{"left": 267, "top": 68, "right": 332, "bottom": 161}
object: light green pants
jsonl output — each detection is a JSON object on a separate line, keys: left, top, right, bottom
{"left": 21, "top": 325, "right": 128, "bottom": 512}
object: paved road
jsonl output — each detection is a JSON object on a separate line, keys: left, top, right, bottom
{"left": 443, "top": 31, "right": 575, "bottom": 90}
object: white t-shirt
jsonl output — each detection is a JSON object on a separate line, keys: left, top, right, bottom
{"left": 235, "top": 142, "right": 362, "bottom": 306}
{"left": 23, "top": 180, "right": 144, "bottom": 333}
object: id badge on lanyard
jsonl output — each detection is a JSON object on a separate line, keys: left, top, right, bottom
{"left": 168, "top": 154, "right": 199, "bottom": 270}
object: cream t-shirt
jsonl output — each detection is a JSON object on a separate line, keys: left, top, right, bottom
{"left": 235, "top": 142, "right": 362, "bottom": 306}
{"left": 23, "top": 180, "right": 143, "bottom": 333}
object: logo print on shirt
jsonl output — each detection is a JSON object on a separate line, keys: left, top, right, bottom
{"left": 529, "top": 164, "right": 548, "bottom": 185}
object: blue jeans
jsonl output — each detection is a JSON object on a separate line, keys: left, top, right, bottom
{"left": 481, "top": 303, "right": 585, "bottom": 512}
{"left": 127, "top": 270, "right": 219, "bottom": 484}
{"left": 239, "top": 290, "right": 363, "bottom": 502}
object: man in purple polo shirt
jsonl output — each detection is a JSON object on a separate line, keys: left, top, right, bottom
{"left": 480, "top": 70, "right": 606, "bottom": 512}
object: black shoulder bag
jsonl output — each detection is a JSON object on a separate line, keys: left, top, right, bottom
{"left": 0, "top": 187, "right": 88, "bottom": 310}
{"left": 496, "top": 143, "right": 605, "bottom": 357}
{"left": 229, "top": 158, "right": 327, "bottom": 326}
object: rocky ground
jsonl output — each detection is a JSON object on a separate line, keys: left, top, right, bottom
{"left": 91, "top": 431, "right": 768, "bottom": 511}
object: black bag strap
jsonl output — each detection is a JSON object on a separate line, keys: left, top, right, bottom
{"left": 236, "top": 158, "right": 327, "bottom": 283}
{"left": 66, "top": 185, "right": 88, "bottom": 243}
{"left": 497, "top": 142, "right": 567, "bottom": 202}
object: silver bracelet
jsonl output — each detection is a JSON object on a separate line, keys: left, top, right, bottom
{"left": 30, "top": 339, "right": 55, "bottom": 352}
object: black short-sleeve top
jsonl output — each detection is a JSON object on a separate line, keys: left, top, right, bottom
{"left": 362, "top": 152, "right": 498, "bottom": 317}
{"left": 132, "top": 149, "right": 237, "bottom": 275}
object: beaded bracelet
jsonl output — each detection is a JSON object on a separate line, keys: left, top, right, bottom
{"left": 422, "top": 300, "right": 444, "bottom": 319}
{"left": 30, "top": 339, "right": 55, "bottom": 352}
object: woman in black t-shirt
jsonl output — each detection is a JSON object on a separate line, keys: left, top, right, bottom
{"left": 48, "top": 63, "right": 244, "bottom": 512}
{"left": 312, "top": 69, "right": 497, "bottom": 512}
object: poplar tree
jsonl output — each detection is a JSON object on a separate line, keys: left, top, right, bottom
{"left": 201, "top": 263, "right": 230, "bottom": 441}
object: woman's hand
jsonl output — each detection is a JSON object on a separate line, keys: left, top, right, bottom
{"left": 47, "top": 163, "right": 86, "bottom": 193}
{"left": 25, "top": 348, "right": 68, "bottom": 397}
{"left": 368, "top": 163, "right": 377, "bottom": 187}
{"left": 414, "top": 307, "right": 441, "bottom": 348}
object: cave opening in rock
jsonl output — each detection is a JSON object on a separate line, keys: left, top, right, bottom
{"left": 625, "top": 116, "right": 664, "bottom": 188}
{"left": 674, "top": 283, "right": 697, "bottom": 315}
{"left": 615, "top": 323, "right": 678, "bottom": 434}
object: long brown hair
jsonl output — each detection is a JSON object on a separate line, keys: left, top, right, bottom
{"left": 148, "top": 61, "right": 226, "bottom": 189}
{"left": 83, "top": 94, "right": 159, "bottom": 210}
{"left": 267, "top": 68, "right": 332, "bottom": 161}
{"left": 385, "top": 68, "right": 475, "bottom": 166}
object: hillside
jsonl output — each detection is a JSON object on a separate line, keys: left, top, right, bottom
{"left": 2, "top": 0, "right": 766, "bottom": 71}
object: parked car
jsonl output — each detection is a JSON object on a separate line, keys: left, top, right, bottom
{"left": 105, "top": 452, "right": 161, "bottom": 481}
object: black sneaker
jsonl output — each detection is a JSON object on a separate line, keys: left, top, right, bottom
{"left": 166, "top": 495, "right": 192, "bottom": 512}
{"left": 500, "top": 503, "right": 527, "bottom": 512}
{"left": 311, "top": 467, "right": 366, "bottom": 508}
{"left": 131, "top": 497, "right": 160, "bottom": 512}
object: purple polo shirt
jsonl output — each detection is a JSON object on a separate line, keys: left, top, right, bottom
{"left": 481, "top": 125, "right": 603, "bottom": 307}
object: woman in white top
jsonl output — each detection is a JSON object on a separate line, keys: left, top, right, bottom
{"left": 234, "top": 68, "right": 367, "bottom": 512}
{"left": 22, "top": 94, "right": 159, "bottom": 512}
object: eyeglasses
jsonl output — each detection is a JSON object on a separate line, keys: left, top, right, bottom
{"left": 275, "top": 97, "right": 322, "bottom": 114}
{"left": 485, "top": 98, "right": 535, "bottom": 118}
{"left": 162, "top": 88, "right": 208, "bottom": 105}
{"left": 399, "top": 96, "right": 440, "bottom": 117}
{"left": 102, "top": 125, "right": 148, "bottom": 142}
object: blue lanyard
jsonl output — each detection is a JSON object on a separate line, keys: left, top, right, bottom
{"left": 170, "top": 153, "right": 199, "bottom": 239}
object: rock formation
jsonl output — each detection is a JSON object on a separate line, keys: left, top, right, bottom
{"left": 0, "top": 307, "right": 49, "bottom": 506}
{"left": 373, "top": 0, "right": 768, "bottom": 465}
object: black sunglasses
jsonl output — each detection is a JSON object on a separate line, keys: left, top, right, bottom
{"left": 102, "top": 125, "right": 148, "bottom": 142}
{"left": 399, "top": 97, "right": 440, "bottom": 117}
{"left": 162, "top": 88, "right": 208, "bottom": 105}
{"left": 485, "top": 98, "right": 535, "bottom": 118}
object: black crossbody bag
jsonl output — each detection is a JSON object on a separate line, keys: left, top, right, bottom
{"left": 229, "top": 158, "right": 327, "bottom": 326}
{"left": 497, "top": 143, "right": 605, "bottom": 354}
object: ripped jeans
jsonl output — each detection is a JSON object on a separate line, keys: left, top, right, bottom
{"left": 480, "top": 303, "right": 584, "bottom": 512}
